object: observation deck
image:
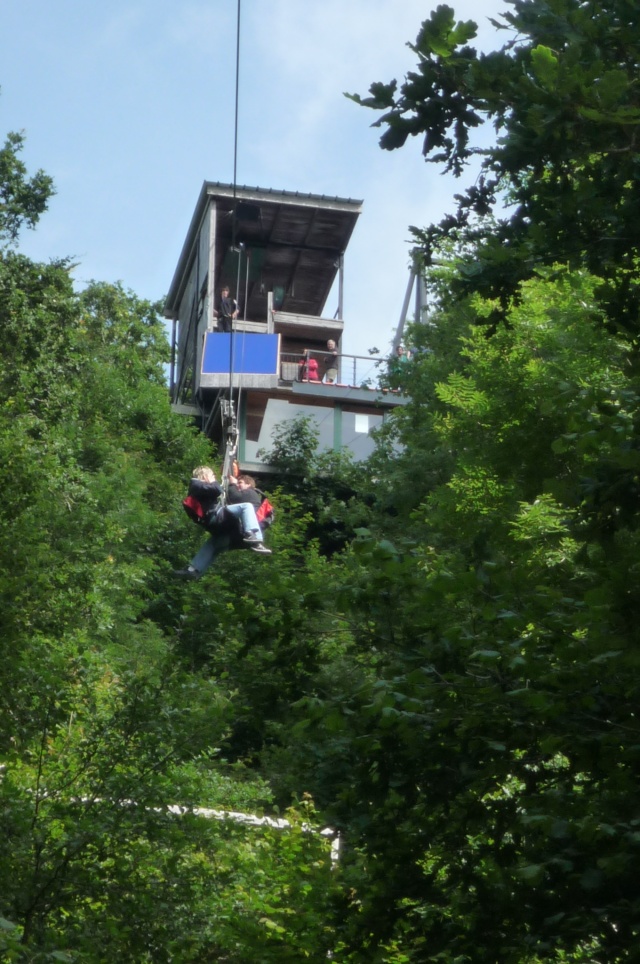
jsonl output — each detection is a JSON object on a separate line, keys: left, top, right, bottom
{"left": 165, "top": 181, "right": 405, "bottom": 468}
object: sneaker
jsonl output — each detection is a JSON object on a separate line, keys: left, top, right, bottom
{"left": 243, "top": 531, "right": 260, "bottom": 544}
{"left": 173, "top": 566, "right": 200, "bottom": 580}
{"left": 250, "top": 544, "right": 272, "bottom": 555}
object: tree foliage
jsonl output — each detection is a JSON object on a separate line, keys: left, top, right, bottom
{"left": 5, "top": 6, "right": 640, "bottom": 954}
{"left": 0, "top": 129, "right": 54, "bottom": 245}
{"left": 348, "top": 0, "right": 640, "bottom": 332}
{"left": 259, "top": 413, "right": 374, "bottom": 554}
{"left": 0, "top": 245, "right": 338, "bottom": 960}
{"left": 285, "top": 272, "right": 640, "bottom": 962}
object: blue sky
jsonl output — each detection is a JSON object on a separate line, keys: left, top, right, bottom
{"left": 1, "top": 0, "right": 506, "bottom": 356}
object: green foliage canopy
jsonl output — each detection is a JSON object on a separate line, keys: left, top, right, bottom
{"left": 0, "top": 242, "right": 338, "bottom": 960}
{"left": 0, "top": 129, "right": 54, "bottom": 245}
{"left": 348, "top": 0, "right": 640, "bottom": 331}
{"left": 277, "top": 272, "right": 640, "bottom": 962}
{"left": 6, "top": 13, "right": 640, "bottom": 954}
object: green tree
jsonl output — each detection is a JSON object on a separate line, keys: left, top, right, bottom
{"left": 0, "top": 236, "right": 344, "bottom": 959}
{"left": 349, "top": 0, "right": 640, "bottom": 332}
{"left": 280, "top": 272, "right": 640, "bottom": 962}
{"left": 0, "top": 257, "right": 207, "bottom": 751}
{"left": 259, "top": 413, "right": 374, "bottom": 555}
{"left": 0, "top": 129, "right": 54, "bottom": 245}
{"left": 0, "top": 661, "right": 338, "bottom": 961}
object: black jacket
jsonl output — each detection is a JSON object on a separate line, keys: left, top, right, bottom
{"left": 217, "top": 295, "right": 237, "bottom": 322}
{"left": 227, "top": 482, "right": 261, "bottom": 508}
{"left": 188, "top": 478, "right": 223, "bottom": 527}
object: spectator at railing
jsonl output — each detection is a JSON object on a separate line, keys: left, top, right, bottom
{"left": 381, "top": 344, "right": 412, "bottom": 392}
{"left": 323, "top": 339, "right": 339, "bottom": 383}
{"left": 298, "top": 349, "right": 320, "bottom": 381}
{"left": 392, "top": 344, "right": 411, "bottom": 368}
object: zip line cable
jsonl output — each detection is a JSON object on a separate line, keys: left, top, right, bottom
{"left": 228, "top": 0, "right": 242, "bottom": 416}
{"left": 231, "top": 0, "right": 241, "bottom": 255}
{"left": 220, "top": 0, "right": 243, "bottom": 498}
{"left": 217, "top": 1, "right": 388, "bottom": 483}
{"left": 226, "top": 0, "right": 242, "bottom": 404}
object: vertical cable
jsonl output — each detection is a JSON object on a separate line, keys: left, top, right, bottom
{"left": 231, "top": 0, "right": 241, "bottom": 254}
{"left": 222, "top": 0, "right": 242, "bottom": 499}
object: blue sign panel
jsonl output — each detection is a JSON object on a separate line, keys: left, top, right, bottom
{"left": 201, "top": 332, "right": 280, "bottom": 375}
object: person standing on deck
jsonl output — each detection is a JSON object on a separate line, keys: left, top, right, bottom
{"left": 214, "top": 285, "right": 238, "bottom": 333}
{"left": 324, "top": 339, "right": 339, "bottom": 383}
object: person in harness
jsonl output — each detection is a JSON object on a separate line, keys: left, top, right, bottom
{"left": 173, "top": 466, "right": 271, "bottom": 580}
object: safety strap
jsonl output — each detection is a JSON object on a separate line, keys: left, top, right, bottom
{"left": 219, "top": 399, "right": 238, "bottom": 507}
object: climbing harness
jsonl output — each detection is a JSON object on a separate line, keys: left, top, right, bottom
{"left": 219, "top": 398, "right": 238, "bottom": 502}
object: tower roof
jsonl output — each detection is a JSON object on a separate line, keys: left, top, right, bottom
{"left": 165, "top": 182, "right": 362, "bottom": 320}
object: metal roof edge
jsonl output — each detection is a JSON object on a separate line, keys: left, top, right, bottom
{"left": 164, "top": 181, "right": 364, "bottom": 318}
{"left": 203, "top": 180, "right": 363, "bottom": 210}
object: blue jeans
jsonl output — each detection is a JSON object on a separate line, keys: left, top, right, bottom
{"left": 190, "top": 532, "right": 231, "bottom": 574}
{"left": 221, "top": 502, "right": 264, "bottom": 542}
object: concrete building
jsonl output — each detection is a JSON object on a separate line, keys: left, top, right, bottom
{"left": 165, "top": 181, "right": 405, "bottom": 472}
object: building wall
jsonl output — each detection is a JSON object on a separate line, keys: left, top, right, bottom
{"left": 175, "top": 211, "right": 213, "bottom": 402}
{"left": 239, "top": 391, "right": 385, "bottom": 464}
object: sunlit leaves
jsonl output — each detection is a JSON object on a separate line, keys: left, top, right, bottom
{"left": 351, "top": 0, "right": 640, "bottom": 330}
{"left": 0, "top": 130, "right": 54, "bottom": 245}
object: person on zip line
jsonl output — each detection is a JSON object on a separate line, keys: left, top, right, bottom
{"left": 173, "top": 466, "right": 271, "bottom": 580}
